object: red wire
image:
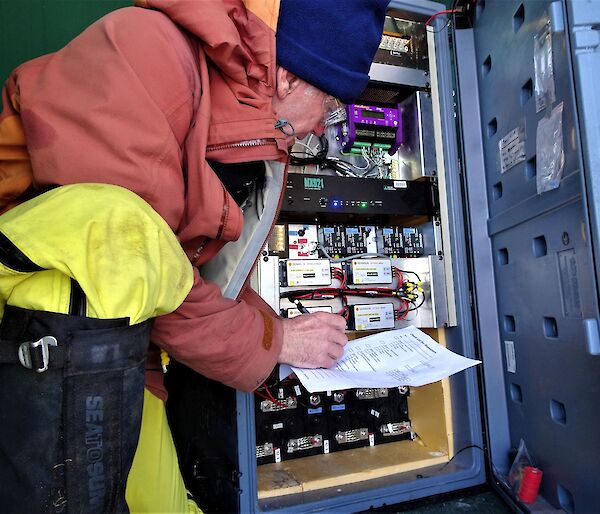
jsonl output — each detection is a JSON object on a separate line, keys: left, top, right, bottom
{"left": 425, "top": 9, "right": 459, "bottom": 26}
{"left": 254, "top": 390, "right": 271, "bottom": 402}
{"left": 395, "top": 268, "right": 404, "bottom": 287}
{"left": 260, "top": 383, "right": 286, "bottom": 408}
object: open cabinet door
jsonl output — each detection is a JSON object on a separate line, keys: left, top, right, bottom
{"left": 456, "top": 0, "right": 600, "bottom": 512}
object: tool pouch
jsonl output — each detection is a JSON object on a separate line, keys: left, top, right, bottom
{"left": 0, "top": 305, "right": 152, "bottom": 514}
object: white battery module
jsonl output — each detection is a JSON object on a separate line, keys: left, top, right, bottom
{"left": 352, "top": 303, "right": 395, "bottom": 331}
{"left": 350, "top": 258, "right": 393, "bottom": 284}
{"left": 283, "top": 259, "right": 332, "bottom": 286}
{"left": 286, "top": 306, "right": 333, "bottom": 318}
{"left": 288, "top": 224, "right": 319, "bottom": 259}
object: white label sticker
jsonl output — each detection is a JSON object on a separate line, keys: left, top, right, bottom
{"left": 294, "top": 385, "right": 302, "bottom": 396}
{"left": 499, "top": 125, "right": 526, "bottom": 173}
{"left": 324, "top": 440, "right": 330, "bottom": 454}
{"left": 274, "top": 448, "right": 281, "bottom": 463}
{"left": 286, "top": 259, "right": 331, "bottom": 286}
{"left": 393, "top": 180, "right": 407, "bottom": 189}
{"left": 370, "top": 409, "right": 380, "bottom": 418}
{"left": 273, "top": 422, "right": 284, "bottom": 430}
{"left": 353, "top": 303, "right": 395, "bottom": 331}
{"left": 326, "top": 391, "right": 332, "bottom": 397}
{"left": 504, "top": 340, "right": 516, "bottom": 373}
{"left": 369, "top": 433, "right": 375, "bottom": 446}
{"left": 351, "top": 258, "right": 393, "bottom": 285}
{"left": 287, "top": 306, "right": 333, "bottom": 318}
{"left": 278, "top": 388, "right": 284, "bottom": 399}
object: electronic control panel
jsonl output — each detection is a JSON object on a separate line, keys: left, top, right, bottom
{"left": 282, "top": 174, "right": 435, "bottom": 215}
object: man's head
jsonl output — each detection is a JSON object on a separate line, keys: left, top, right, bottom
{"left": 273, "top": 0, "right": 390, "bottom": 143}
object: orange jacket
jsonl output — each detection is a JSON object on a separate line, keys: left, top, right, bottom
{"left": 0, "top": 0, "right": 290, "bottom": 396}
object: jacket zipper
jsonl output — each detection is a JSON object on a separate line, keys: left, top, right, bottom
{"left": 0, "top": 231, "right": 86, "bottom": 316}
{"left": 206, "top": 138, "right": 276, "bottom": 153}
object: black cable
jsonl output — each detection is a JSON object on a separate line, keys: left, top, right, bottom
{"left": 417, "top": 443, "right": 486, "bottom": 479}
{"left": 289, "top": 136, "right": 375, "bottom": 177}
{"left": 408, "top": 294, "right": 426, "bottom": 311}
{"left": 398, "top": 269, "right": 422, "bottom": 283}
{"left": 427, "top": 0, "right": 460, "bottom": 34}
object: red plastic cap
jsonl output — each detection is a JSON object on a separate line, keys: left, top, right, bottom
{"left": 518, "top": 466, "right": 543, "bottom": 504}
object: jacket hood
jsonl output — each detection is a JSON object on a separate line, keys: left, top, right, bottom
{"left": 135, "top": 0, "right": 288, "bottom": 161}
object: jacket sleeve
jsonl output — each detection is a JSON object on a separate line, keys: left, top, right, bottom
{"left": 0, "top": 73, "right": 35, "bottom": 213}
{"left": 152, "top": 267, "right": 283, "bottom": 392}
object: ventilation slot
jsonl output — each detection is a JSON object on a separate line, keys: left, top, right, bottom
{"left": 510, "top": 384, "right": 523, "bottom": 403}
{"left": 497, "top": 248, "right": 509, "bottom": 266}
{"left": 532, "top": 236, "right": 547, "bottom": 257}
{"left": 520, "top": 78, "right": 533, "bottom": 105}
{"left": 504, "top": 315, "right": 516, "bottom": 333}
{"left": 492, "top": 182, "right": 503, "bottom": 200}
{"left": 513, "top": 4, "right": 525, "bottom": 32}
{"left": 543, "top": 317, "right": 558, "bottom": 338}
{"left": 482, "top": 55, "right": 492, "bottom": 77}
{"left": 525, "top": 155, "right": 536, "bottom": 180}
{"left": 550, "top": 399, "right": 566, "bottom": 425}
{"left": 557, "top": 484, "right": 575, "bottom": 514}
{"left": 488, "top": 118, "right": 498, "bottom": 137}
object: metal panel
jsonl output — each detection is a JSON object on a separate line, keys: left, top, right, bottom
{"left": 467, "top": 1, "right": 600, "bottom": 511}
{"left": 454, "top": 27, "right": 512, "bottom": 477}
{"left": 396, "top": 91, "right": 438, "bottom": 180}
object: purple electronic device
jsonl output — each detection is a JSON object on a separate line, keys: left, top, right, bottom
{"left": 339, "top": 104, "right": 403, "bottom": 155}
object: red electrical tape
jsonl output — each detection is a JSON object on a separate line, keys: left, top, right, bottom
{"left": 518, "top": 466, "right": 543, "bottom": 504}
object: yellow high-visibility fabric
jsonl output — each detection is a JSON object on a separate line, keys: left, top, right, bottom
{"left": 0, "top": 183, "right": 193, "bottom": 322}
{"left": 0, "top": 184, "right": 196, "bottom": 512}
{"left": 127, "top": 389, "right": 202, "bottom": 513}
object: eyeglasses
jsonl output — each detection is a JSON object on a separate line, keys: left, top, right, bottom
{"left": 323, "top": 96, "right": 347, "bottom": 127}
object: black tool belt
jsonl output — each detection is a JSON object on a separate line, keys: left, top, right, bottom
{"left": 0, "top": 306, "right": 152, "bottom": 514}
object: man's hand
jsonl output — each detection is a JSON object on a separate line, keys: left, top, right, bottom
{"left": 279, "top": 312, "right": 348, "bottom": 368}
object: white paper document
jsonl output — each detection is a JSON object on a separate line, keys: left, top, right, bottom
{"left": 281, "top": 326, "right": 480, "bottom": 393}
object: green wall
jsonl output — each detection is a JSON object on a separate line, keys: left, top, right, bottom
{"left": 0, "top": 1, "right": 130, "bottom": 84}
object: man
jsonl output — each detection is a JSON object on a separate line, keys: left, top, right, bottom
{"left": 0, "top": 0, "right": 389, "bottom": 511}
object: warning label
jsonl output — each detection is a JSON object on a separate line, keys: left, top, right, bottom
{"left": 499, "top": 125, "right": 526, "bottom": 173}
{"left": 558, "top": 249, "right": 582, "bottom": 318}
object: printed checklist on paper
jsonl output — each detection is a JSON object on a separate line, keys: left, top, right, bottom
{"left": 280, "top": 326, "right": 480, "bottom": 393}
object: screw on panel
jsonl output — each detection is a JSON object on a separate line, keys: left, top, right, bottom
{"left": 263, "top": 256, "right": 269, "bottom": 262}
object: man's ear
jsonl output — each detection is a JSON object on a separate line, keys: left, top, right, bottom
{"left": 275, "top": 67, "right": 300, "bottom": 100}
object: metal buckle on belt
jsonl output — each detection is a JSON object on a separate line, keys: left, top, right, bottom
{"left": 18, "top": 336, "right": 58, "bottom": 373}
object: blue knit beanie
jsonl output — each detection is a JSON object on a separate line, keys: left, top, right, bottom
{"left": 276, "top": 0, "right": 390, "bottom": 104}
